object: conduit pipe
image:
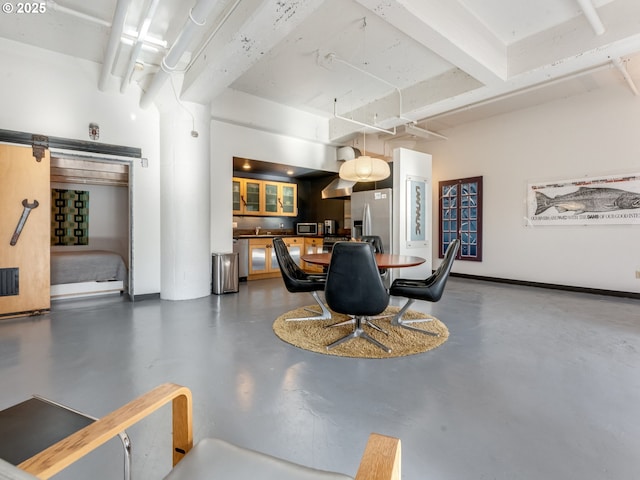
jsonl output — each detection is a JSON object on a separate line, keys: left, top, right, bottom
{"left": 612, "top": 57, "right": 639, "bottom": 95}
{"left": 187, "top": 0, "right": 242, "bottom": 71}
{"left": 47, "top": 0, "right": 111, "bottom": 27}
{"left": 121, "top": 0, "right": 161, "bottom": 93}
{"left": 333, "top": 99, "right": 396, "bottom": 135}
{"left": 98, "top": 0, "right": 132, "bottom": 92}
{"left": 139, "top": 0, "right": 220, "bottom": 109}
{"left": 575, "top": 0, "right": 605, "bottom": 36}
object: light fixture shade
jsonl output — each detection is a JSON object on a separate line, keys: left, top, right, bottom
{"left": 339, "top": 155, "right": 390, "bottom": 182}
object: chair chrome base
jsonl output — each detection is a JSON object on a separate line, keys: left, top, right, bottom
{"left": 326, "top": 316, "right": 388, "bottom": 335}
{"left": 285, "top": 291, "right": 333, "bottom": 321}
{"left": 326, "top": 316, "right": 391, "bottom": 353}
{"left": 390, "top": 299, "right": 439, "bottom": 337}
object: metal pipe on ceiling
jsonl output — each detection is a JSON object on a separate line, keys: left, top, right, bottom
{"left": 333, "top": 99, "right": 397, "bottom": 135}
{"left": 612, "top": 57, "right": 639, "bottom": 95}
{"left": 139, "top": 0, "right": 221, "bottom": 109}
{"left": 46, "top": 0, "right": 111, "bottom": 27}
{"left": 575, "top": 0, "right": 606, "bottom": 35}
{"left": 187, "top": 0, "right": 242, "bottom": 71}
{"left": 99, "top": 0, "right": 133, "bottom": 92}
{"left": 120, "top": 0, "right": 161, "bottom": 93}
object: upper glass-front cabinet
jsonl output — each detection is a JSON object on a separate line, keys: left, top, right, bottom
{"left": 233, "top": 178, "right": 297, "bottom": 217}
{"left": 263, "top": 181, "right": 297, "bottom": 217}
{"left": 244, "top": 180, "right": 261, "bottom": 213}
{"left": 263, "top": 182, "right": 279, "bottom": 214}
{"left": 232, "top": 177, "right": 263, "bottom": 215}
{"left": 280, "top": 183, "right": 296, "bottom": 215}
{"left": 232, "top": 178, "right": 242, "bottom": 213}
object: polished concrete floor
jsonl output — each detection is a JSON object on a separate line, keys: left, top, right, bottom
{"left": 0, "top": 277, "right": 639, "bottom": 479}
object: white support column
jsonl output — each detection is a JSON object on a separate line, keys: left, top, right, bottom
{"left": 392, "top": 148, "right": 433, "bottom": 279}
{"left": 159, "top": 99, "right": 211, "bottom": 300}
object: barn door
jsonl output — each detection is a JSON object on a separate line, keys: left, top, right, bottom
{"left": 0, "top": 144, "right": 50, "bottom": 318}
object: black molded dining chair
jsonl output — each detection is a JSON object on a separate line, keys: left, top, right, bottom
{"left": 388, "top": 239, "right": 460, "bottom": 335}
{"left": 272, "top": 237, "right": 332, "bottom": 321}
{"left": 360, "top": 235, "right": 388, "bottom": 281}
{"left": 324, "top": 241, "right": 391, "bottom": 352}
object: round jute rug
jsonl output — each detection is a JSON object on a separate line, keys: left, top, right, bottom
{"left": 273, "top": 305, "right": 449, "bottom": 358}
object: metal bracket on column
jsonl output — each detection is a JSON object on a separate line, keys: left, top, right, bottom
{"left": 31, "top": 134, "right": 49, "bottom": 162}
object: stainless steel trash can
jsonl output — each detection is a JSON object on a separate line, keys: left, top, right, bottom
{"left": 212, "top": 252, "right": 239, "bottom": 294}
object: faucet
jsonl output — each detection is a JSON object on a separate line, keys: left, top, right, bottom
{"left": 255, "top": 226, "right": 261, "bottom": 235}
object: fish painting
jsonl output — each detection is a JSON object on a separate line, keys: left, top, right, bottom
{"left": 534, "top": 187, "right": 640, "bottom": 215}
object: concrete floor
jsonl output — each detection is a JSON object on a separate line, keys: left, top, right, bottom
{"left": 0, "top": 277, "right": 639, "bottom": 479}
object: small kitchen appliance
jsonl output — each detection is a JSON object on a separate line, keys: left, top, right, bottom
{"left": 296, "top": 222, "right": 319, "bottom": 236}
{"left": 323, "top": 220, "right": 337, "bottom": 235}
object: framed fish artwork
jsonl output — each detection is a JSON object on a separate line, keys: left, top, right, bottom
{"left": 526, "top": 173, "right": 640, "bottom": 226}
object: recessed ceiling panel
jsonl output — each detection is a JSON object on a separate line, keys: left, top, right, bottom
{"left": 459, "top": 0, "right": 616, "bottom": 45}
{"left": 228, "top": 0, "right": 454, "bottom": 117}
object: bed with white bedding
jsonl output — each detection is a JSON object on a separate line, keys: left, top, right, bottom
{"left": 50, "top": 250, "right": 127, "bottom": 299}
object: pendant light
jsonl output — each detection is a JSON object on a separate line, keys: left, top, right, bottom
{"left": 338, "top": 18, "right": 390, "bottom": 183}
{"left": 339, "top": 153, "right": 390, "bottom": 182}
{"left": 339, "top": 127, "right": 389, "bottom": 182}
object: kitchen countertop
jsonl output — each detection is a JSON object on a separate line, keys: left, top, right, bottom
{"left": 234, "top": 234, "right": 322, "bottom": 239}
{"left": 233, "top": 230, "right": 350, "bottom": 240}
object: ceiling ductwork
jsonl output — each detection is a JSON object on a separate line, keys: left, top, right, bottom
{"left": 321, "top": 146, "right": 362, "bottom": 199}
{"left": 336, "top": 146, "right": 361, "bottom": 161}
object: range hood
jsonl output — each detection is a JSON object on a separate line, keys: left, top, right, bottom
{"left": 321, "top": 177, "right": 356, "bottom": 199}
{"left": 321, "top": 146, "right": 360, "bottom": 199}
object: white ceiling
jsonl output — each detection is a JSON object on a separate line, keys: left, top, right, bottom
{"left": 1, "top": 0, "right": 639, "bottom": 144}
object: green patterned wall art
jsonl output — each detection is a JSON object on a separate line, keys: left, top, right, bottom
{"left": 51, "top": 189, "right": 89, "bottom": 245}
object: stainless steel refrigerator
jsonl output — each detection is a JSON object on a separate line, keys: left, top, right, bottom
{"left": 350, "top": 188, "right": 393, "bottom": 254}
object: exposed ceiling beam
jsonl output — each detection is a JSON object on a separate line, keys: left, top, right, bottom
{"left": 354, "top": 0, "right": 507, "bottom": 86}
{"left": 181, "top": 0, "right": 326, "bottom": 105}
{"left": 329, "top": 68, "right": 481, "bottom": 141}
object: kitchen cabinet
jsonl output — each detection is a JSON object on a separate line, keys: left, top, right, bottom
{"left": 233, "top": 177, "right": 262, "bottom": 215}
{"left": 302, "top": 237, "right": 324, "bottom": 273}
{"left": 283, "top": 237, "right": 303, "bottom": 265}
{"left": 248, "top": 238, "right": 279, "bottom": 278}
{"left": 233, "top": 178, "right": 297, "bottom": 216}
{"left": 263, "top": 181, "right": 298, "bottom": 216}
{"left": 247, "top": 237, "right": 304, "bottom": 280}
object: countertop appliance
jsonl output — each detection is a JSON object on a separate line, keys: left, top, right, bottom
{"left": 323, "top": 220, "right": 337, "bottom": 235}
{"left": 350, "top": 188, "right": 393, "bottom": 255}
{"left": 296, "top": 222, "right": 319, "bottom": 236}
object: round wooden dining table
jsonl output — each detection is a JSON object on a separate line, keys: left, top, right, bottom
{"left": 301, "top": 252, "right": 426, "bottom": 269}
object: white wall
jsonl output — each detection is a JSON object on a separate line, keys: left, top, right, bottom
{"left": 210, "top": 119, "right": 337, "bottom": 254}
{"left": 423, "top": 83, "right": 640, "bottom": 293}
{"left": 0, "top": 39, "right": 162, "bottom": 295}
{"left": 50, "top": 182, "right": 129, "bottom": 264}
{"left": 392, "top": 148, "right": 433, "bottom": 281}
